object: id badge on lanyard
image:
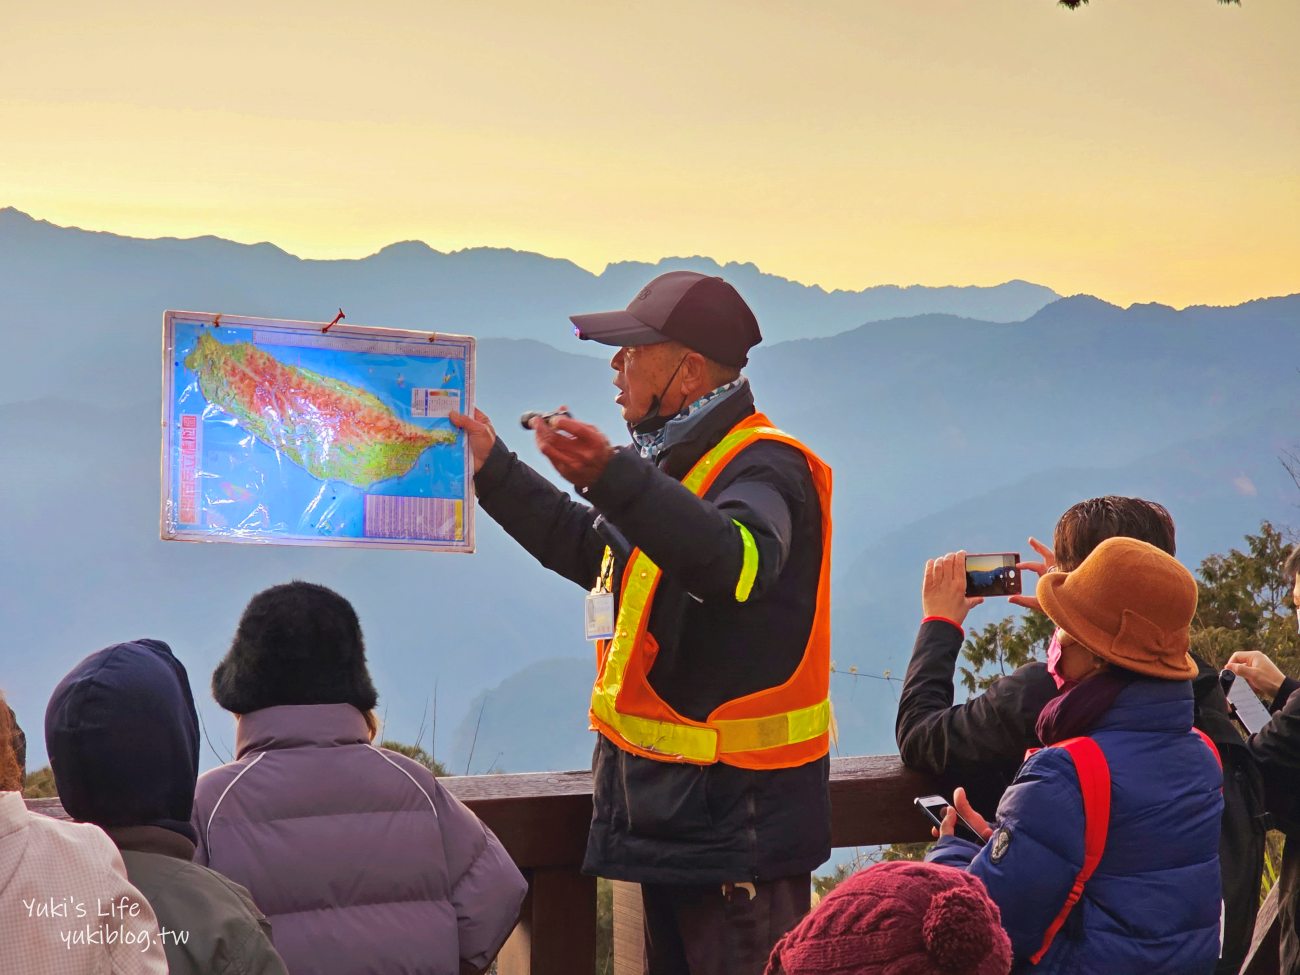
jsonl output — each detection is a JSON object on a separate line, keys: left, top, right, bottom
{"left": 585, "top": 547, "right": 616, "bottom": 641}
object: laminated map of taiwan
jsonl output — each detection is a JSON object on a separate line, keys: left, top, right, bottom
{"left": 161, "top": 311, "right": 476, "bottom": 553}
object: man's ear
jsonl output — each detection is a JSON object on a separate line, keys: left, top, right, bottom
{"left": 679, "top": 352, "right": 711, "bottom": 397}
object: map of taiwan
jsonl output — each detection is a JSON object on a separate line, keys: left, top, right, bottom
{"left": 185, "top": 331, "right": 457, "bottom": 488}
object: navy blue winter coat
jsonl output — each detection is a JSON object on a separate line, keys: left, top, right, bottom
{"left": 929, "top": 676, "right": 1223, "bottom": 974}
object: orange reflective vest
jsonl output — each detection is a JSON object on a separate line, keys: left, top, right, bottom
{"left": 588, "top": 412, "right": 832, "bottom": 770}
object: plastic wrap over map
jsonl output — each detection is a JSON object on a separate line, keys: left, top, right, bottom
{"left": 161, "top": 311, "right": 475, "bottom": 552}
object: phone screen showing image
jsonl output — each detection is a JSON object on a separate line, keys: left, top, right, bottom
{"left": 965, "top": 553, "right": 1021, "bottom": 598}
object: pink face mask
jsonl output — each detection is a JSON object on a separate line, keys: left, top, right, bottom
{"left": 1046, "top": 629, "right": 1077, "bottom": 691}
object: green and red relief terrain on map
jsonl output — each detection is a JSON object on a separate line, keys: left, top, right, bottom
{"left": 185, "top": 331, "right": 457, "bottom": 488}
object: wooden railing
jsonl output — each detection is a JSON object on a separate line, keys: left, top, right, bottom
{"left": 25, "top": 755, "right": 939, "bottom": 974}
{"left": 27, "top": 754, "right": 1281, "bottom": 975}
{"left": 441, "top": 755, "right": 941, "bottom": 975}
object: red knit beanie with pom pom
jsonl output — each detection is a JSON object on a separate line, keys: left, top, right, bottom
{"left": 765, "top": 860, "right": 1011, "bottom": 975}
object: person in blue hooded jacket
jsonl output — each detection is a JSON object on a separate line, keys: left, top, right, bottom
{"left": 922, "top": 539, "right": 1223, "bottom": 974}
{"left": 46, "top": 639, "right": 288, "bottom": 975}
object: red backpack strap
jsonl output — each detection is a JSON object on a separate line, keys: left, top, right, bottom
{"left": 1191, "top": 727, "right": 1223, "bottom": 770}
{"left": 1029, "top": 736, "right": 1112, "bottom": 965}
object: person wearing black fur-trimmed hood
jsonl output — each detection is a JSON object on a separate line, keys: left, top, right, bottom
{"left": 194, "top": 581, "right": 526, "bottom": 975}
{"left": 1223, "top": 542, "right": 1300, "bottom": 975}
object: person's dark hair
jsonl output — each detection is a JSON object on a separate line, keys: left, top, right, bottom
{"left": 1285, "top": 543, "right": 1300, "bottom": 583}
{"left": 1053, "top": 496, "right": 1176, "bottom": 572}
{"left": 0, "top": 695, "right": 22, "bottom": 793}
{"left": 211, "top": 581, "right": 378, "bottom": 715}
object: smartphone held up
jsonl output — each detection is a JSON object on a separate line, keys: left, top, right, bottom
{"left": 965, "top": 553, "right": 1021, "bottom": 598}
{"left": 915, "top": 794, "right": 985, "bottom": 845}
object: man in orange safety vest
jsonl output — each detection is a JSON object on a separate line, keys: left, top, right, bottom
{"left": 452, "top": 271, "right": 832, "bottom": 975}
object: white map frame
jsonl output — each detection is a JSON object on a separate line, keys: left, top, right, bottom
{"left": 161, "top": 310, "right": 476, "bottom": 553}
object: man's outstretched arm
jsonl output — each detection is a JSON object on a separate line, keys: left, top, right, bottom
{"left": 526, "top": 413, "right": 811, "bottom": 603}
{"left": 454, "top": 410, "right": 604, "bottom": 588}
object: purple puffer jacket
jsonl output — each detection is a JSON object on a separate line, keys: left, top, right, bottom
{"left": 192, "top": 704, "right": 527, "bottom": 975}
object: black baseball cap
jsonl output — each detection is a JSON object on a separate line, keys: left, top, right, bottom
{"left": 570, "top": 270, "right": 762, "bottom": 368}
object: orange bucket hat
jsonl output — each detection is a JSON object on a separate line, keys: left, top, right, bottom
{"left": 1037, "top": 536, "right": 1198, "bottom": 680}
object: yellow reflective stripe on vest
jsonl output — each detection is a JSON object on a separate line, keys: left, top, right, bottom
{"left": 591, "top": 693, "right": 717, "bottom": 763}
{"left": 592, "top": 548, "right": 721, "bottom": 760}
{"left": 733, "top": 521, "right": 759, "bottom": 603}
{"left": 713, "top": 698, "right": 831, "bottom": 753}
{"left": 593, "top": 422, "right": 828, "bottom": 761}
{"left": 594, "top": 549, "right": 656, "bottom": 705}
{"left": 679, "top": 425, "right": 785, "bottom": 494}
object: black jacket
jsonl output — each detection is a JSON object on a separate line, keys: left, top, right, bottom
{"left": 475, "top": 385, "right": 830, "bottom": 883}
{"left": 895, "top": 620, "right": 1056, "bottom": 815}
{"left": 895, "top": 619, "right": 1267, "bottom": 975}
{"left": 1247, "top": 678, "right": 1300, "bottom": 974}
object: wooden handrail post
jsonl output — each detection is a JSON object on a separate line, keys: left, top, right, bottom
{"left": 498, "top": 867, "right": 597, "bottom": 975}
{"left": 611, "top": 880, "right": 644, "bottom": 975}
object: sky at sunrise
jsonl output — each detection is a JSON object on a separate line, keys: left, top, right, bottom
{"left": 3, "top": 0, "right": 1298, "bottom": 307}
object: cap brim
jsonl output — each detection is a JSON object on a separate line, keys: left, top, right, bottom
{"left": 569, "top": 310, "right": 672, "bottom": 348}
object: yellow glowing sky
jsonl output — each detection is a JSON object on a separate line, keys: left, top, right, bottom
{"left": 3, "top": 1, "right": 1298, "bottom": 307}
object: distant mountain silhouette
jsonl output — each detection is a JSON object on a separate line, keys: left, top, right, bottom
{"left": 1, "top": 205, "right": 1295, "bottom": 774}
{"left": 0, "top": 207, "right": 1055, "bottom": 398}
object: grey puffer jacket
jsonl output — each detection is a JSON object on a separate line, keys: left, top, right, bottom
{"left": 193, "top": 704, "right": 526, "bottom": 975}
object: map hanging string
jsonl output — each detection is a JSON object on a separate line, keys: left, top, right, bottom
{"left": 322, "top": 308, "right": 346, "bottom": 333}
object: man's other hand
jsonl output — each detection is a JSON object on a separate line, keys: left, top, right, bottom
{"left": 450, "top": 409, "right": 497, "bottom": 474}
{"left": 1225, "top": 650, "right": 1287, "bottom": 700}
{"left": 533, "top": 412, "right": 615, "bottom": 490}
{"left": 922, "top": 551, "right": 983, "bottom": 627}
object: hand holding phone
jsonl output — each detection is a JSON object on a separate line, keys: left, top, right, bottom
{"left": 922, "top": 552, "right": 986, "bottom": 627}
{"left": 915, "top": 793, "right": 987, "bottom": 845}
{"left": 1220, "top": 669, "right": 1272, "bottom": 735}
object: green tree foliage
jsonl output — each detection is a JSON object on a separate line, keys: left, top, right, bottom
{"left": 812, "top": 862, "right": 854, "bottom": 901}
{"left": 23, "top": 765, "right": 56, "bottom": 799}
{"left": 380, "top": 740, "right": 452, "bottom": 777}
{"left": 812, "top": 842, "right": 932, "bottom": 899}
{"left": 960, "top": 610, "right": 1055, "bottom": 694}
{"left": 1190, "top": 521, "right": 1299, "bottom": 672}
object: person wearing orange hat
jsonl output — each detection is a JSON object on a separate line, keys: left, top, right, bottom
{"left": 925, "top": 537, "right": 1224, "bottom": 973}
{"left": 897, "top": 497, "right": 1265, "bottom": 975}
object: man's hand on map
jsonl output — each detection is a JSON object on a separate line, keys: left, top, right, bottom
{"left": 532, "top": 411, "right": 614, "bottom": 490}
{"left": 450, "top": 409, "right": 497, "bottom": 475}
